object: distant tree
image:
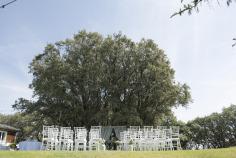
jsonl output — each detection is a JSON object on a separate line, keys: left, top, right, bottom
{"left": 0, "top": 112, "right": 47, "bottom": 142}
{"left": 221, "top": 105, "right": 236, "bottom": 146}
{"left": 12, "top": 31, "right": 191, "bottom": 128}
{"left": 185, "top": 105, "right": 236, "bottom": 148}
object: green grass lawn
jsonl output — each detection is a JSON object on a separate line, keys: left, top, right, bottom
{"left": 0, "top": 147, "right": 236, "bottom": 158}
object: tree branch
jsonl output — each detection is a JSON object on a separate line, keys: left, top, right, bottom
{"left": 170, "top": 0, "right": 203, "bottom": 18}
{"left": 233, "top": 38, "right": 236, "bottom": 47}
{"left": 0, "top": 0, "right": 17, "bottom": 9}
{"left": 171, "top": 0, "right": 235, "bottom": 18}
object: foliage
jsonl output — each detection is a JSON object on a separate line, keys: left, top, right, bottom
{"left": 0, "top": 147, "right": 236, "bottom": 158}
{"left": 12, "top": 31, "right": 191, "bottom": 128}
{"left": 183, "top": 105, "right": 236, "bottom": 149}
{"left": 9, "top": 143, "right": 17, "bottom": 149}
{"left": 171, "top": 0, "right": 235, "bottom": 18}
{"left": 0, "top": 112, "right": 48, "bottom": 142}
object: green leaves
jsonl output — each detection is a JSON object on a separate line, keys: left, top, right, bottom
{"left": 171, "top": 0, "right": 235, "bottom": 18}
{"left": 0, "top": 112, "right": 46, "bottom": 142}
{"left": 13, "top": 31, "right": 191, "bottom": 127}
{"left": 185, "top": 105, "right": 236, "bottom": 148}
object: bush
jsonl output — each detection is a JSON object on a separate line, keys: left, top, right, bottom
{"left": 9, "top": 143, "right": 17, "bottom": 150}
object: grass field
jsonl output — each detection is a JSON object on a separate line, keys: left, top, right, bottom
{"left": 0, "top": 147, "right": 236, "bottom": 158}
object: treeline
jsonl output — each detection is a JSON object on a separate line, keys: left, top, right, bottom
{"left": 181, "top": 105, "right": 236, "bottom": 149}
{"left": 1, "top": 104, "right": 236, "bottom": 149}
{"left": 0, "top": 112, "right": 44, "bottom": 142}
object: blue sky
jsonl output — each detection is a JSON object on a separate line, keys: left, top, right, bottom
{"left": 0, "top": 0, "right": 236, "bottom": 122}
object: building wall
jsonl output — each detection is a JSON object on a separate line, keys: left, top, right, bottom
{"left": 0, "top": 130, "right": 17, "bottom": 145}
{"left": 6, "top": 132, "right": 16, "bottom": 144}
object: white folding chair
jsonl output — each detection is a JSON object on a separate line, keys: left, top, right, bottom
{"left": 47, "top": 127, "right": 60, "bottom": 150}
{"left": 89, "top": 128, "right": 105, "bottom": 151}
{"left": 60, "top": 127, "right": 74, "bottom": 151}
{"left": 74, "top": 127, "right": 87, "bottom": 151}
{"left": 41, "top": 125, "right": 54, "bottom": 150}
{"left": 143, "top": 126, "right": 153, "bottom": 132}
{"left": 164, "top": 128, "right": 173, "bottom": 151}
{"left": 171, "top": 126, "right": 181, "bottom": 150}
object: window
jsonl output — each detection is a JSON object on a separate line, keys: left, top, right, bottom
{"left": 0, "top": 131, "right": 7, "bottom": 144}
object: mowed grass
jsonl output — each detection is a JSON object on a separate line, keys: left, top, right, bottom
{"left": 0, "top": 147, "right": 236, "bottom": 158}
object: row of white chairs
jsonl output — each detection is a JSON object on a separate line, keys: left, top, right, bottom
{"left": 118, "top": 126, "right": 181, "bottom": 151}
{"left": 42, "top": 125, "right": 181, "bottom": 151}
{"left": 42, "top": 126, "right": 105, "bottom": 151}
{"left": 42, "top": 126, "right": 75, "bottom": 151}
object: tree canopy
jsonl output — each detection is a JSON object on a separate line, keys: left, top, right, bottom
{"left": 182, "top": 105, "right": 236, "bottom": 149}
{"left": 13, "top": 31, "right": 191, "bottom": 128}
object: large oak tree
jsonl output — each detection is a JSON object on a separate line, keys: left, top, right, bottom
{"left": 13, "top": 31, "right": 191, "bottom": 128}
